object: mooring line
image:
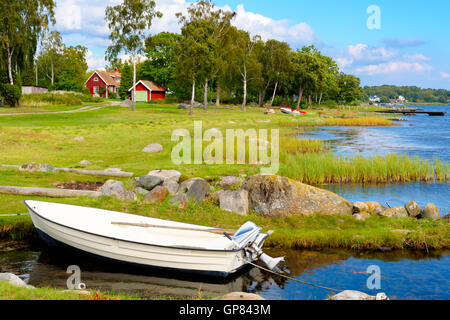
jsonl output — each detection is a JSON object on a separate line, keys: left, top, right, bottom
{"left": 0, "top": 213, "right": 29, "bottom": 217}
{"left": 241, "top": 257, "right": 343, "bottom": 293}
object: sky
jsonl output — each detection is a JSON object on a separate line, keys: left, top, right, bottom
{"left": 53, "top": 0, "right": 450, "bottom": 89}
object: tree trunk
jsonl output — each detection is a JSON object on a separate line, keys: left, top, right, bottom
{"left": 242, "top": 79, "right": 247, "bottom": 111}
{"left": 216, "top": 84, "right": 221, "bottom": 106}
{"left": 35, "top": 60, "right": 38, "bottom": 86}
{"left": 308, "top": 95, "right": 312, "bottom": 108}
{"left": 190, "top": 79, "right": 195, "bottom": 116}
{"left": 296, "top": 84, "right": 304, "bottom": 110}
{"left": 203, "top": 79, "right": 208, "bottom": 111}
{"left": 132, "top": 57, "right": 136, "bottom": 111}
{"left": 51, "top": 62, "right": 54, "bottom": 86}
{"left": 259, "top": 87, "right": 266, "bottom": 108}
{"left": 7, "top": 45, "right": 14, "bottom": 85}
{"left": 319, "top": 92, "right": 323, "bottom": 105}
{"left": 269, "top": 81, "right": 279, "bottom": 107}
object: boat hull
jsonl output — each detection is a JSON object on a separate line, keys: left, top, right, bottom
{"left": 27, "top": 202, "right": 265, "bottom": 277}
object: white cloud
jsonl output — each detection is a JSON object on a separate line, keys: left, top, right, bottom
{"left": 355, "top": 61, "right": 432, "bottom": 75}
{"left": 441, "top": 72, "right": 450, "bottom": 79}
{"left": 403, "top": 53, "right": 431, "bottom": 61}
{"left": 55, "top": 0, "right": 82, "bottom": 30}
{"left": 86, "top": 50, "right": 106, "bottom": 70}
{"left": 346, "top": 44, "right": 398, "bottom": 62}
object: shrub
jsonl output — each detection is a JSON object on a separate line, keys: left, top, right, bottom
{"left": 20, "top": 93, "right": 103, "bottom": 106}
{"left": 0, "top": 84, "right": 22, "bottom": 107}
{"left": 322, "top": 100, "right": 338, "bottom": 109}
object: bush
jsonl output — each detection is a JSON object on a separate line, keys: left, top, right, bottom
{"left": 0, "top": 84, "right": 22, "bottom": 107}
{"left": 20, "top": 93, "right": 103, "bottom": 107}
{"left": 322, "top": 100, "right": 338, "bottom": 109}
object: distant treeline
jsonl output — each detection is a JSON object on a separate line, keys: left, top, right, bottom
{"left": 363, "top": 85, "right": 450, "bottom": 103}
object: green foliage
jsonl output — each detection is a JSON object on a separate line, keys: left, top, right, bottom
{"left": 364, "top": 85, "right": 450, "bottom": 103}
{"left": 119, "top": 63, "right": 133, "bottom": 99}
{"left": 20, "top": 93, "right": 102, "bottom": 106}
{"left": 0, "top": 84, "right": 21, "bottom": 107}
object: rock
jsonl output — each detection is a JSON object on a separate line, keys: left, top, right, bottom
{"left": 72, "top": 136, "right": 85, "bottom": 142}
{"left": 219, "top": 292, "right": 265, "bottom": 300}
{"left": 264, "top": 109, "right": 275, "bottom": 115}
{"left": 219, "top": 190, "right": 249, "bottom": 216}
{"left": 405, "top": 201, "right": 422, "bottom": 218}
{"left": 241, "top": 174, "right": 353, "bottom": 217}
{"left": 104, "top": 168, "right": 123, "bottom": 173}
{"left": 142, "top": 144, "right": 163, "bottom": 153}
{"left": 0, "top": 273, "right": 28, "bottom": 288}
{"left": 423, "top": 203, "right": 440, "bottom": 220}
{"left": 134, "top": 175, "right": 163, "bottom": 190}
{"left": 120, "top": 99, "right": 133, "bottom": 107}
{"left": 330, "top": 290, "right": 389, "bottom": 300}
{"left": 135, "top": 187, "right": 149, "bottom": 196}
{"left": 186, "top": 179, "right": 210, "bottom": 203}
{"left": 381, "top": 206, "right": 408, "bottom": 218}
{"left": 179, "top": 177, "right": 206, "bottom": 193}
{"left": 353, "top": 213, "right": 369, "bottom": 221}
{"left": 391, "top": 229, "right": 414, "bottom": 234}
{"left": 374, "top": 205, "right": 387, "bottom": 217}
{"left": 217, "top": 176, "right": 243, "bottom": 189}
{"left": 147, "top": 169, "right": 181, "bottom": 182}
{"left": 19, "top": 163, "right": 58, "bottom": 172}
{"left": 363, "top": 201, "right": 382, "bottom": 213}
{"left": 99, "top": 180, "right": 137, "bottom": 201}
{"left": 178, "top": 103, "right": 189, "bottom": 109}
{"left": 143, "top": 186, "right": 168, "bottom": 203}
{"left": 211, "top": 190, "right": 225, "bottom": 202}
{"left": 163, "top": 180, "right": 179, "bottom": 195}
{"left": 79, "top": 160, "right": 92, "bottom": 165}
{"left": 352, "top": 202, "right": 369, "bottom": 214}
{"left": 169, "top": 193, "right": 188, "bottom": 210}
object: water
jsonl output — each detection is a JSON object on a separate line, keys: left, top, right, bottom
{"left": 302, "top": 105, "right": 450, "bottom": 161}
{"left": 1, "top": 247, "right": 448, "bottom": 300}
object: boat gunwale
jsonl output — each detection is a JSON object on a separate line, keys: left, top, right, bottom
{"left": 25, "top": 200, "right": 268, "bottom": 253}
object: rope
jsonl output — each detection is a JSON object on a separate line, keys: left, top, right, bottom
{"left": 241, "top": 257, "right": 343, "bottom": 293}
{"left": 0, "top": 213, "right": 29, "bottom": 217}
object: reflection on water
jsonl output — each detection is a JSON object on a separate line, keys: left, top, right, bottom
{"left": 1, "top": 247, "right": 449, "bottom": 300}
{"left": 322, "top": 182, "right": 450, "bottom": 216}
{"left": 300, "top": 105, "right": 450, "bottom": 161}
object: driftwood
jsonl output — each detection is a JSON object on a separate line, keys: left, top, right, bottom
{"left": 2, "top": 164, "right": 133, "bottom": 178}
{"left": 0, "top": 186, "right": 101, "bottom": 198}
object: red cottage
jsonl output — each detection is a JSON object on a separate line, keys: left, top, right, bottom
{"left": 128, "top": 80, "right": 166, "bottom": 102}
{"left": 85, "top": 69, "right": 121, "bottom": 98}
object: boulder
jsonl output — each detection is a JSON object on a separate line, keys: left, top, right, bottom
{"left": 186, "top": 179, "right": 210, "bottom": 203}
{"left": 135, "top": 187, "right": 149, "bottom": 196}
{"left": 143, "top": 186, "right": 168, "bottom": 203}
{"left": 19, "top": 163, "right": 58, "bottom": 173}
{"left": 330, "top": 290, "right": 389, "bottom": 300}
{"left": 120, "top": 99, "right": 133, "bottom": 107}
{"left": 79, "top": 160, "right": 92, "bottom": 165}
{"left": 363, "top": 201, "right": 382, "bottom": 213}
{"left": 380, "top": 206, "right": 408, "bottom": 218}
{"left": 219, "top": 292, "right": 265, "bottom": 300}
{"left": 219, "top": 189, "right": 249, "bottom": 216}
{"left": 134, "top": 175, "right": 163, "bottom": 190}
{"left": 352, "top": 202, "right": 369, "bottom": 214}
{"left": 163, "top": 180, "right": 179, "bottom": 195}
{"left": 211, "top": 190, "right": 225, "bottom": 203}
{"left": 405, "top": 201, "right": 422, "bottom": 218}
{"left": 147, "top": 169, "right": 182, "bottom": 182}
{"left": 264, "top": 109, "right": 275, "bottom": 115}
{"left": 72, "top": 136, "right": 85, "bottom": 142}
{"left": 104, "top": 168, "right": 123, "bottom": 173}
{"left": 0, "top": 273, "right": 29, "bottom": 288}
{"left": 169, "top": 193, "right": 188, "bottom": 210}
{"left": 423, "top": 204, "right": 440, "bottom": 220}
{"left": 178, "top": 103, "right": 189, "bottom": 109}
{"left": 100, "top": 180, "right": 137, "bottom": 201}
{"left": 241, "top": 174, "right": 353, "bottom": 217}
{"left": 179, "top": 177, "right": 206, "bottom": 193}
{"left": 217, "top": 176, "right": 243, "bottom": 189}
{"left": 374, "top": 205, "right": 388, "bottom": 217}
{"left": 353, "top": 213, "right": 369, "bottom": 221}
{"left": 142, "top": 144, "right": 163, "bottom": 153}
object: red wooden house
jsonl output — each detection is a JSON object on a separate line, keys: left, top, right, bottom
{"left": 85, "top": 69, "right": 121, "bottom": 98}
{"left": 128, "top": 80, "right": 166, "bottom": 102}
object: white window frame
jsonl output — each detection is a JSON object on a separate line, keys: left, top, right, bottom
{"left": 94, "top": 77, "right": 98, "bottom": 82}
{"left": 93, "top": 86, "right": 99, "bottom": 93}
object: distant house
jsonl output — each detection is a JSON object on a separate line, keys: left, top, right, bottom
{"left": 85, "top": 69, "right": 121, "bottom": 98}
{"left": 369, "top": 95, "right": 380, "bottom": 103}
{"left": 128, "top": 80, "right": 166, "bottom": 102}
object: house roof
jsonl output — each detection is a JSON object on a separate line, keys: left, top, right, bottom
{"left": 85, "top": 70, "right": 121, "bottom": 86}
{"left": 129, "top": 80, "right": 166, "bottom": 92}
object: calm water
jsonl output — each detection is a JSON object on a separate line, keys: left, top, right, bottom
{"left": 0, "top": 247, "right": 448, "bottom": 300}
{"left": 302, "top": 105, "right": 450, "bottom": 161}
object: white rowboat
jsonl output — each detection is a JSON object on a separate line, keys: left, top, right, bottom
{"left": 25, "top": 200, "right": 283, "bottom": 277}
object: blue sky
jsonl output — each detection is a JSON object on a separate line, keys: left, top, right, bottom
{"left": 53, "top": 0, "right": 450, "bottom": 89}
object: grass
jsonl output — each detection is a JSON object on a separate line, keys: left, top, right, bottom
{"left": 20, "top": 93, "right": 104, "bottom": 107}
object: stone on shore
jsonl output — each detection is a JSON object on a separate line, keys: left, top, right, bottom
{"left": 135, "top": 187, "right": 149, "bottom": 196}
{"left": 330, "top": 290, "right": 389, "bottom": 300}
{"left": 120, "top": 99, "right": 133, "bottom": 108}
{"left": 363, "top": 201, "right": 382, "bottom": 213}
{"left": 186, "top": 179, "right": 210, "bottom": 203}
{"left": 19, "top": 163, "right": 58, "bottom": 173}
{"left": 380, "top": 206, "right": 408, "bottom": 218}
{"left": 0, "top": 273, "right": 29, "bottom": 288}
{"left": 143, "top": 186, "right": 168, "bottom": 203}
{"left": 374, "top": 205, "right": 388, "bottom": 217}
{"left": 219, "top": 292, "right": 265, "bottom": 300}
{"left": 219, "top": 189, "right": 249, "bottom": 216}
{"left": 352, "top": 202, "right": 369, "bottom": 214}
{"left": 423, "top": 203, "right": 440, "bottom": 220}
{"left": 147, "top": 169, "right": 181, "bottom": 182}
{"left": 217, "top": 176, "right": 243, "bottom": 189}
{"left": 163, "top": 180, "right": 180, "bottom": 195}
{"left": 169, "top": 193, "right": 188, "bottom": 210}
{"left": 179, "top": 177, "right": 206, "bottom": 193}
{"left": 72, "top": 136, "right": 85, "bottom": 142}
{"left": 241, "top": 174, "right": 353, "bottom": 217}
{"left": 99, "top": 180, "right": 137, "bottom": 201}
{"left": 405, "top": 201, "right": 422, "bottom": 218}
{"left": 353, "top": 213, "right": 369, "bottom": 221}
{"left": 142, "top": 144, "right": 163, "bottom": 153}
{"left": 211, "top": 190, "right": 225, "bottom": 202}
{"left": 79, "top": 160, "right": 92, "bottom": 165}
{"left": 134, "top": 175, "right": 163, "bottom": 190}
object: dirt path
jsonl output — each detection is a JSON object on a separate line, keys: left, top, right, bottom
{"left": 0, "top": 104, "right": 115, "bottom": 116}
